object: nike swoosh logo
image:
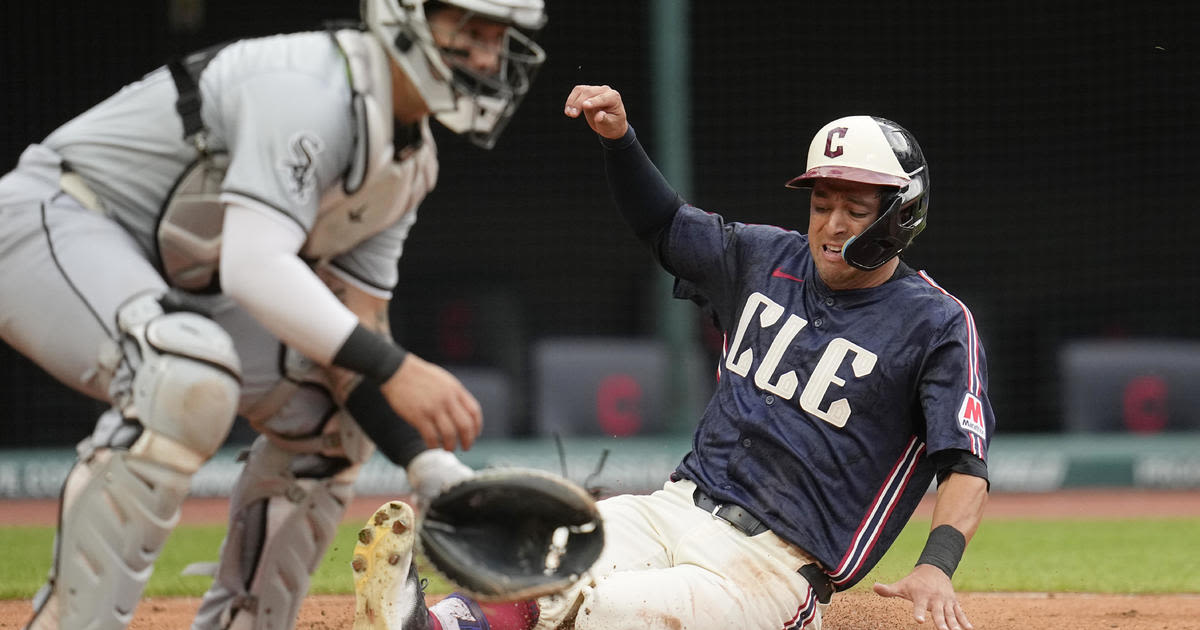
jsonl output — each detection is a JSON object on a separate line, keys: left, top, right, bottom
{"left": 772, "top": 267, "right": 804, "bottom": 283}
{"left": 348, "top": 205, "right": 367, "bottom": 222}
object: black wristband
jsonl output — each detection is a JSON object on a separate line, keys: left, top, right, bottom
{"left": 916, "top": 524, "right": 967, "bottom": 578}
{"left": 331, "top": 324, "right": 407, "bottom": 385}
{"left": 344, "top": 379, "right": 428, "bottom": 467}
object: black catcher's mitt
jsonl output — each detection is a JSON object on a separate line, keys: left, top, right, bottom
{"left": 418, "top": 467, "right": 605, "bottom": 601}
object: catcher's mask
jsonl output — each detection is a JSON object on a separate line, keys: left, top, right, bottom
{"left": 786, "top": 115, "right": 930, "bottom": 270}
{"left": 361, "top": 0, "right": 546, "bottom": 149}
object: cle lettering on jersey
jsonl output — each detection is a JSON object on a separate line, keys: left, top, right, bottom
{"left": 724, "top": 291, "right": 877, "bottom": 428}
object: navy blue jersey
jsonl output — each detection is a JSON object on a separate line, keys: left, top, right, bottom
{"left": 597, "top": 126, "right": 995, "bottom": 590}
{"left": 662, "top": 204, "right": 994, "bottom": 590}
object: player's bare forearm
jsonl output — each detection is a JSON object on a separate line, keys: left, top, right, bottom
{"left": 872, "top": 472, "right": 986, "bottom": 630}
{"left": 316, "top": 267, "right": 392, "bottom": 400}
{"left": 929, "top": 472, "right": 988, "bottom": 541}
{"left": 316, "top": 266, "right": 481, "bottom": 451}
{"left": 316, "top": 267, "right": 391, "bottom": 335}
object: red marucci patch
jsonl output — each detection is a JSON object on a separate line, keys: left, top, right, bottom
{"left": 957, "top": 392, "right": 986, "bottom": 439}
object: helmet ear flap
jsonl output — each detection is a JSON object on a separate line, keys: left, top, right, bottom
{"left": 842, "top": 193, "right": 904, "bottom": 271}
{"left": 895, "top": 190, "right": 915, "bottom": 226}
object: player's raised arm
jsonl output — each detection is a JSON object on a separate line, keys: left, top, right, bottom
{"left": 873, "top": 471, "right": 988, "bottom": 630}
{"left": 565, "top": 84, "right": 683, "bottom": 247}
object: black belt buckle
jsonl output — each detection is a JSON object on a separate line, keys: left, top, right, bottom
{"left": 692, "top": 487, "right": 767, "bottom": 536}
{"left": 799, "top": 563, "right": 833, "bottom": 605}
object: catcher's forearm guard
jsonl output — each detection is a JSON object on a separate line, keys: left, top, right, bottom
{"left": 417, "top": 467, "right": 605, "bottom": 601}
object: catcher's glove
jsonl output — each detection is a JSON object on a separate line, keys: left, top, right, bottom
{"left": 418, "top": 467, "right": 605, "bottom": 601}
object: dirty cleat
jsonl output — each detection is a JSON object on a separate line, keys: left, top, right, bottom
{"left": 352, "top": 501, "right": 429, "bottom": 630}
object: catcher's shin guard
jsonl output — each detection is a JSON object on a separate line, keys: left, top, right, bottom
{"left": 26, "top": 447, "right": 197, "bottom": 630}
{"left": 352, "top": 501, "right": 429, "bottom": 630}
{"left": 26, "top": 293, "right": 241, "bottom": 630}
{"left": 191, "top": 436, "right": 360, "bottom": 630}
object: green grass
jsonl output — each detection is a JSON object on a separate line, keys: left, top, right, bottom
{"left": 0, "top": 522, "right": 455, "bottom": 600}
{"left": 2, "top": 517, "right": 1197, "bottom": 600}
{"left": 858, "top": 517, "right": 1200, "bottom": 593}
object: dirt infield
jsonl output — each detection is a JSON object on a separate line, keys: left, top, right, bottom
{"left": 3, "top": 489, "right": 1199, "bottom": 629}
{"left": 3, "top": 592, "right": 1200, "bottom": 630}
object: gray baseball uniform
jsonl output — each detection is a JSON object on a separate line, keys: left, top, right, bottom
{"left": 1, "top": 29, "right": 431, "bottom": 404}
{"left": 0, "top": 28, "right": 437, "bottom": 630}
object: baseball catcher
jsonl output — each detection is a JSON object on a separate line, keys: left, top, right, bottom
{"left": 0, "top": 1, "right": 547, "bottom": 629}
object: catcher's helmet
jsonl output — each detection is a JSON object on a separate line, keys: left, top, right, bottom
{"left": 786, "top": 115, "right": 930, "bottom": 270}
{"left": 361, "top": 0, "right": 546, "bottom": 148}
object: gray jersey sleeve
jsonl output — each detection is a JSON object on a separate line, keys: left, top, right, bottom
{"left": 205, "top": 35, "right": 355, "bottom": 230}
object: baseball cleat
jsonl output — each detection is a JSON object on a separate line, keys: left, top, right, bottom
{"left": 352, "top": 501, "right": 429, "bottom": 630}
{"left": 428, "top": 593, "right": 495, "bottom": 630}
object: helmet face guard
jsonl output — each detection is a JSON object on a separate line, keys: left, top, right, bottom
{"left": 362, "top": 0, "right": 546, "bottom": 149}
{"left": 434, "top": 19, "right": 545, "bottom": 148}
{"left": 786, "top": 115, "right": 930, "bottom": 270}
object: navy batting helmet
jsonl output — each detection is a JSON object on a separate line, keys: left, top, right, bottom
{"left": 786, "top": 115, "right": 930, "bottom": 270}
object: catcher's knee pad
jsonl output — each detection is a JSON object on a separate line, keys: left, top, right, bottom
{"left": 114, "top": 291, "right": 242, "bottom": 462}
{"left": 192, "top": 437, "right": 360, "bottom": 630}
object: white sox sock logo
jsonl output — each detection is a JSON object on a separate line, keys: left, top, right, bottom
{"left": 281, "top": 132, "right": 324, "bottom": 204}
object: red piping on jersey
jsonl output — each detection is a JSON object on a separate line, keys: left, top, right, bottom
{"left": 717, "top": 332, "right": 727, "bottom": 382}
{"left": 771, "top": 267, "right": 805, "bottom": 283}
{"left": 917, "top": 271, "right": 982, "bottom": 397}
{"left": 830, "top": 436, "right": 926, "bottom": 587}
{"left": 918, "top": 271, "right": 987, "bottom": 458}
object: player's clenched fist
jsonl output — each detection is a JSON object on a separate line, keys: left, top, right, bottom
{"left": 564, "top": 84, "right": 628, "bottom": 139}
{"left": 380, "top": 353, "right": 483, "bottom": 452}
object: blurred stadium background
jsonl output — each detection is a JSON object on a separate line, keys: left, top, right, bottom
{"left": 1, "top": 1, "right": 1198, "bottom": 495}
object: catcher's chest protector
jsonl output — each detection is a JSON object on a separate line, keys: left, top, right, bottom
{"left": 303, "top": 30, "right": 439, "bottom": 263}
{"left": 156, "top": 30, "right": 438, "bottom": 291}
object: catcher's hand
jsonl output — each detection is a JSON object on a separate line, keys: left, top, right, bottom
{"left": 417, "top": 467, "right": 605, "bottom": 601}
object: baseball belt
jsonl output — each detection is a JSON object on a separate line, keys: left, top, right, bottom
{"left": 691, "top": 487, "right": 833, "bottom": 604}
{"left": 691, "top": 486, "right": 768, "bottom": 536}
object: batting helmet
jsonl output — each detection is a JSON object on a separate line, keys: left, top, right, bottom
{"left": 361, "top": 0, "right": 546, "bottom": 148}
{"left": 786, "top": 115, "right": 930, "bottom": 270}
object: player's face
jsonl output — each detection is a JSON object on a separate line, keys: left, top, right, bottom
{"left": 808, "top": 179, "right": 888, "bottom": 290}
{"left": 428, "top": 7, "right": 508, "bottom": 76}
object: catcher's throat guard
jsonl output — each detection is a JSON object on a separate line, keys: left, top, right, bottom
{"left": 417, "top": 467, "right": 604, "bottom": 601}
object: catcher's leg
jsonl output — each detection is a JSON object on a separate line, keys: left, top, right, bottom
{"left": 25, "top": 292, "right": 242, "bottom": 630}
{"left": 190, "top": 434, "right": 360, "bottom": 629}
{"left": 191, "top": 379, "right": 368, "bottom": 630}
